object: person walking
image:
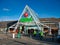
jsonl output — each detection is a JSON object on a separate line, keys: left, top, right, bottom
{"left": 17, "top": 29, "right": 21, "bottom": 38}
{"left": 39, "top": 31, "right": 44, "bottom": 40}
{"left": 33, "top": 30, "right": 37, "bottom": 36}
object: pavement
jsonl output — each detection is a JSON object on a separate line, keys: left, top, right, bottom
{"left": 0, "top": 32, "right": 60, "bottom": 45}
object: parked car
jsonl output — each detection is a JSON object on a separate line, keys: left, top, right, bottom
{"left": 56, "top": 35, "right": 60, "bottom": 43}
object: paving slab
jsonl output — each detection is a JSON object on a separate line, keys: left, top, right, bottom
{"left": 0, "top": 33, "right": 60, "bottom": 45}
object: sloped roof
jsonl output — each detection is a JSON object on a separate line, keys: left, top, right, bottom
{"left": 0, "top": 21, "right": 17, "bottom": 28}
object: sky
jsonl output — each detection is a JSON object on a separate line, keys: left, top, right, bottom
{"left": 0, "top": 0, "right": 60, "bottom": 21}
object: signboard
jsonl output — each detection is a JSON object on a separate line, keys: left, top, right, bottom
{"left": 20, "top": 17, "right": 33, "bottom": 22}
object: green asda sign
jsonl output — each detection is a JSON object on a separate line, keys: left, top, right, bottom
{"left": 20, "top": 17, "right": 33, "bottom": 22}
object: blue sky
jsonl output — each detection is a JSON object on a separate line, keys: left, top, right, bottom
{"left": 0, "top": 0, "right": 60, "bottom": 21}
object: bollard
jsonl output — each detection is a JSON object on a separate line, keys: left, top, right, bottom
{"left": 13, "top": 33, "right": 15, "bottom": 39}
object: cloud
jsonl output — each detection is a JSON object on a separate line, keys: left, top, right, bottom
{"left": 3, "top": 8, "right": 10, "bottom": 11}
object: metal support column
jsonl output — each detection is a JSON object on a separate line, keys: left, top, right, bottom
{"left": 58, "top": 22, "right": 60, "bottom": 35}
{"left": 49, "top": 27, "right": 52, "bottom": 35}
